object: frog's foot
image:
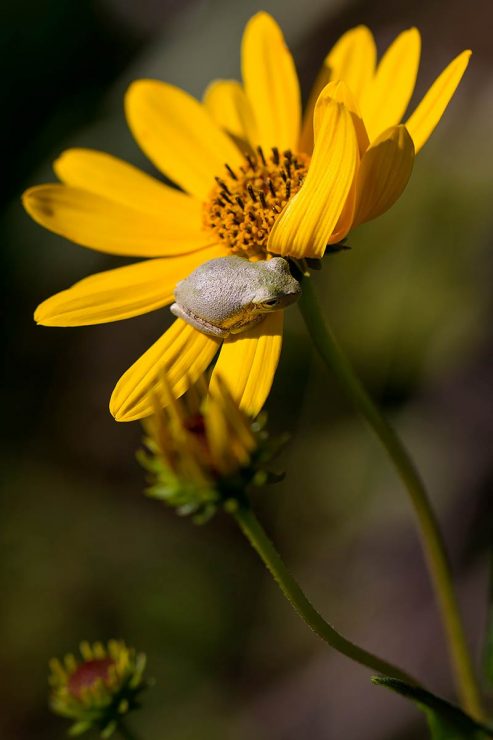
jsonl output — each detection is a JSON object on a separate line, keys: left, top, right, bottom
{"left": 170, "top": 303, "right": 230, "bottom": 338}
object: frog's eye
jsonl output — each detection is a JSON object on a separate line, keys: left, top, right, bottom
{"left": 261, "top": 298, "right": 280, "bottom": 308}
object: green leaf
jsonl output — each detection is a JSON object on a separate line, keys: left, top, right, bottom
{"left": 373, "top": 677, "right": 493, "bottom": 739}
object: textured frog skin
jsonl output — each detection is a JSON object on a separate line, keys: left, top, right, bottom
{"left": 170, "top": 255, "right": 301, "bottom": 337}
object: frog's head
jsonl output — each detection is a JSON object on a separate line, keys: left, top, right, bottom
{"left": 252, "top": 257, "right": 301, "bottom": 313}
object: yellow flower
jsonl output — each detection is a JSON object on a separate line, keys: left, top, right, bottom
{"left": 23, "top": 13, "right": 470, "bottom": 422}
{"left": 140, "top": 372, "right": 281, "bottom": 522}
{"left": 49, "top": 640, "right": 147, "bottom": 737}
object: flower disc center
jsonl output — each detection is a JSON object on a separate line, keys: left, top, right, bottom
{"left": 68, "top": 658, "right": 115, "bottom": 698}
{"left": 204, "top": 147, "right": 309, "bottom": 260}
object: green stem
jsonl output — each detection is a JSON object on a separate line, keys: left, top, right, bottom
{"left": 233, "top": 504, "right": 417, "bottom": 684}
{"left": 298, "top": 274, "right": 483, "bottom": 720}
{"left": 118, "top": 721, "right": 141, "bottom": 740}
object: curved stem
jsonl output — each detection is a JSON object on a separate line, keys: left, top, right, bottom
{"left": 118, "top": 720, "right": 141, "bottom": 740}
{"left": 298, "top": 275, "right": 483, "bottom": 720}
{"left": 233, "top": 504, "right": 417, "bottom": 684}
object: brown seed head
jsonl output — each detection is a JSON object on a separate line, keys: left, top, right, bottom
{"left": 204, "top": 147, "right": 309, "bottom": 260}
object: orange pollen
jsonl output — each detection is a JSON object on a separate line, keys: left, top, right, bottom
{"left": 203, "top": 146, "right": 309, "bottom": 260}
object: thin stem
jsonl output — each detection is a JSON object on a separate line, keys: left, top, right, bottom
{"left": 118, "top": 720, "right": 141, "bottom": 740}
{"left": 298, "top": 275, "right": 484, "bottom": 720}
{"left": 233, "top": 504, "right": 417, "bottom": 684}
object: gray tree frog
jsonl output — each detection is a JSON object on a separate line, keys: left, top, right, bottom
{"left": 170, "top": 255, "right": 301, "bottom": 338}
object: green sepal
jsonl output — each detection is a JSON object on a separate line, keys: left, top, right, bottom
{"left": 100, "top": 720, "right": 117, "bottom": 739}
{"left": 69, "top": 720, "right": 93, "bottom": 736}
{"left": 373, "top": 677, "right": 493, "bottom": 739}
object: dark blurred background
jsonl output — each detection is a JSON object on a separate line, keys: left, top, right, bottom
{"left": 2, "top": 0, "right": 493, "bottom": 738}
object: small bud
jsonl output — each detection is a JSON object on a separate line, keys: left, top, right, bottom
{"left": 49, "top": 640, "right": 148, "bottom": 737}
{"left": 139, "top": 373, "right": 287, "bottom": 522}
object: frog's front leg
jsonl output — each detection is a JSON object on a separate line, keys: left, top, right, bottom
{"left": 170, "top": 302, "right": 230, "bottom": 338}
{"left": 229, "top": 314, "right": 264, "bottom": 334}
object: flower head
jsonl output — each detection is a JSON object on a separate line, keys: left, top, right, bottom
{"left": 24, "top": 13, "right": 470, "bottom": 422}
{"left": 139, "top": 372, "right": 285, "bottom": 523}
{"left": 49, "top": 641, "right": 147, "bottom": 737}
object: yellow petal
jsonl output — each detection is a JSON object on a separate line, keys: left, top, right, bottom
{"left": 125, "top": 80, "right": 243, "bottom": 200}
{"left": 325, "top": 25, "right": 378, "bottom": 100}
{"left": 209, "top": 311, "right": 283, "bottom": 417}
{"left": 23, "top": 185, "right": 209, "bottom": 257}
{"left": 206, "top": 379, "right": 255, "bottom": 476}
{"left": 207, "top": 375, "right": 256, "bottom": 468}
{"left": 34, "top": 245, "right": 228, "bottom": 326}
{"left": 361, "top": 28, "right": 421, "bottom": 142}
{"left": 324, "top": 85, "right": 363, "bottom": 242}
{"left": 300, "top": 25, "right": 376, "bottom": 153}
{"left": 241, "top": 12, "right": 301, "bottom": 152}
{"left": 353, "top": 125, "right": 415, "bottom": 226}
{"left": 110, "top": 320, "right": 221, "bottom": 422}
{"left": 54, "top": 148, "right": 203, "bottom": 220}
{"left": 204, "top": 395, "right": 231, "bottom": 475}
{"left": 320, "top": 79, "right": 369, "bottom": 156}
{"left": 406, "top": 50, "right": 471, "bottom": 154}
{"left": 203, "top": 79, "right": 258, "bottom": 146}
{"left": 327, "top": 180, "right": 357, "bottom": 244}
{"left": 267, "top": 85, "right": 359, "bottom": 259}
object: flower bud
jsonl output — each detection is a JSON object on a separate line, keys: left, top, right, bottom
{"left": 49, "top": 640, "right": 147, "bottom": 737}
{"left": 139, "top": 373, "right": 286, "bottom": 522}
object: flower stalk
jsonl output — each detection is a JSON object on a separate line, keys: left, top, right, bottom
{"left": 233, "top": 503, "right": 417, "bottom": 683}
{"left": 298, "top": 274, "right": 484, "bottom": 720}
